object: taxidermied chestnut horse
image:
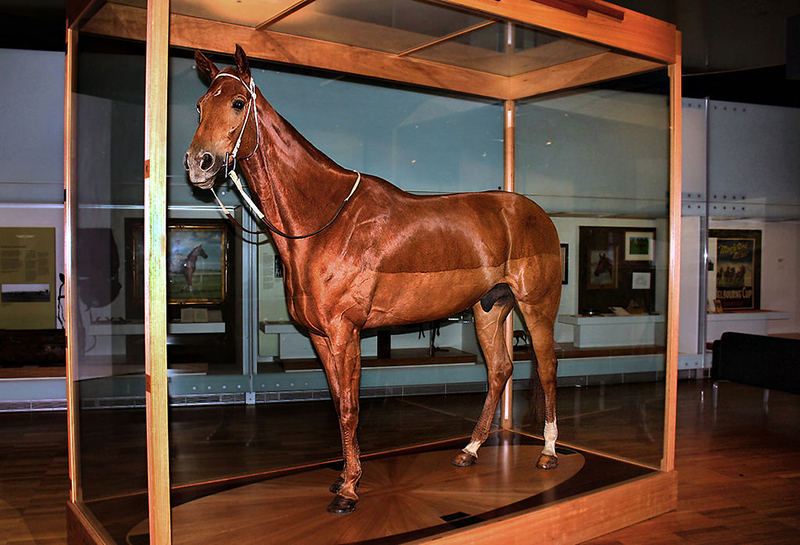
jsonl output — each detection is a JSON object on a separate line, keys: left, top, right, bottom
{"left": 185, "top": 46, "right": 562, "bottom": 515}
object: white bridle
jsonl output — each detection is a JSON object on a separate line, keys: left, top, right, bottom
{"left": 214, "top": 71, "right": 260, "bottom": 168}
{"left": 205, "top": 71, "right": 361, "bottom": 240}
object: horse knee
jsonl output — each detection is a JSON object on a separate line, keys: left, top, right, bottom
{"left": 497, "top": 361, "right": 513, "bottom": 384}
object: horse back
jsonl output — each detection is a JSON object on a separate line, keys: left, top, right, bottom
{"left": 283, "top": 176, "right": 559, "bottom": 331}
{"left": 342, "top": 181, "right": 559, "bottom": 274}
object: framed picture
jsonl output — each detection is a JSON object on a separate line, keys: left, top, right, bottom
{"left": 709, "top": 229, "right": 761, "bottom": 311}
{"left": 578, "top": 226, "right": 656, "bottom": 315}
{"left": 587, "top": 246, "right": 618, "bottom": 290}
{"left": 625, "top": 231, "right": 654, "bottom": 261}
{"left": 632, "top": 272, "right": 652, "bottom": 290}
{"left": 128, "top": 220, "right": 229, "bottom": 305}
{"left": 560, "top": 244, "right": 569, "bottom": 285}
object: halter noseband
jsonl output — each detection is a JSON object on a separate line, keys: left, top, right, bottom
{"left": 207, "top": 71, "right": 361, "bottom": 240}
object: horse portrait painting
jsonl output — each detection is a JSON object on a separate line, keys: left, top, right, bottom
{"left": 184, "top": 45, "right": 563, "bottom": 514}
{"left": 589, "top": 249, "right": 617, "bottom": 289}
{"left": 168, "top": 244, "right": 208, "bottom": 293}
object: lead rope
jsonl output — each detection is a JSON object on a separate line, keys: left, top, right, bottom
{"left": 211, "top": 170, "right": 361, "bottom": 239}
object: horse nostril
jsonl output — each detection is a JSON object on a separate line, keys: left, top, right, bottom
{"left": 199, "top": 152, "right": 214, "bottom": 172}
{"left": 183, "top": 152, "right": 190, "bottom": 172}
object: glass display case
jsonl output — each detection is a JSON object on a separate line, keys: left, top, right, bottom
{"left": 65, "top": 1, "right": 682, "bottom": 543}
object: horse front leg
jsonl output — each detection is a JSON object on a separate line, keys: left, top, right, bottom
{"left": 311, "top": 328, "right": 363, "bottom": 514}
{"left": 310, "top": 334, "right": 345, "bottom": 494}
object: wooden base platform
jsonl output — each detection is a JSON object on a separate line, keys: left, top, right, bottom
{"left": 120, "top": 431, "right": 669, "bottom": 545}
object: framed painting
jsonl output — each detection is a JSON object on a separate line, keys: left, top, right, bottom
{"left": 587, "top": 246, "right": 618, "bottom": 290}
{"left": 625, "top": 231, "right": 654, "bottom": 261}
{"left": 128, "top": 220, "right": 229, "bottom": 306}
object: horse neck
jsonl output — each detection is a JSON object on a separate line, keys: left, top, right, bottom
{"left": 240, "top": 95, "right": 354, "bottom": 246}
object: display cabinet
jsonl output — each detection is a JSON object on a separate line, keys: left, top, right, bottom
{"left": 65, "top": 1, "right": 681, "bottom": 543}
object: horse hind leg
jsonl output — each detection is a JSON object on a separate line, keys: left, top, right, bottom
{"left": 453, "top": 284, "right": 515, "bottom": 467}
{"left": 517, "top": 300, "right": 559, "bottom": 469}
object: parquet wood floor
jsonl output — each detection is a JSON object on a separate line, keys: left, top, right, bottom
{"left": 1, "top": 379, "right": 799, "bottom": 544}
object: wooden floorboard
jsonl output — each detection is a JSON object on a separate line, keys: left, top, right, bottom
{"left": 1, "top": 380, "right": 799, "bottom": 544}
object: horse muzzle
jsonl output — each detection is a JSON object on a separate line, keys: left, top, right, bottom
{"left": 184, "top": 150, "right": 222, "bottom": 190}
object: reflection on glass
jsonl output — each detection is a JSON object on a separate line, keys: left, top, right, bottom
{"left": 73, "top": 35, "right": 148, "bottom": 543}
{"left": 71, "top": 38, "right": 672, "bottom": 543}
{"left": 269, "top": 0, "right": 488, "bottom": 54}
{"left": 512, "top": 71, "right": 671, "bottom": 468}
{"left": 411, "top": 22, "right": 608, "bottom": 76}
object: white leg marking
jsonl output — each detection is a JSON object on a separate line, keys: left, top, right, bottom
{"left": 462, "top": 439, "right": 482, "bottom": 458}
{"left": 541, "top": 419, "right": 558, "bottom": 457}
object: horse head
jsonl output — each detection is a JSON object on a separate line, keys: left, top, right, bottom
{"left": 184, "top": 45, "right": 259, "bottom": 190}
{"left": 594, "top": 253, "right": 611, "bottom": 277}
{"left": 193, "top": 244, "right": 208, "bottom": 260}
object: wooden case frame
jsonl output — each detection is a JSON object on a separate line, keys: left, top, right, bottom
{"left": 64, "top": 1, "right": 682, "bottom": 543}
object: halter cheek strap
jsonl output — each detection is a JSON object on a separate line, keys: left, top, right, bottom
{"left": 212, "top": 71, "right": 260, "bottom": 175}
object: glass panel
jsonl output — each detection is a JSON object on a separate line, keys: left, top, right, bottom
{"left": 70, "top": 9, "right": 673, "bottom": 541}
{"left": 70, "top": 39, "right": 253, "bottom": 542}
{"left": 411, "top": 22, "right": 609, "bottom": 76}
{"left": 269, "top": 0, "right": 489, "bottom": 54}
{"left": 513, "top": 71, "right": 671, "bottom": 468}
{"left": 72, "top": 34, "right": 149, "bottom": 543}
{"left": 168, "top": 53, "right": 506, "bottom": 488}
{"left": 707, "top": 101, "right": 800, "bottom": 219}
{"left": 171, "top": 0, "right": 300, "bottom": 27}
{"left": 248, "top": 65, "right": 505, "bottom": 194}
{"left": 705, "top": 100, "right": 800, "bottom": 336}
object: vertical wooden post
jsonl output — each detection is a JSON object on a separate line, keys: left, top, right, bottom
{"left": 144, "top": 0, "right": 172, "bottom": 542}
{"left": 64, "top": 25, "right": 81, "bottom": 505}
{"left": 662, "top": 35, "right": 682, "bottom": 473}
{"left": 500, "top": 98, "right": 516, "bottom": 430}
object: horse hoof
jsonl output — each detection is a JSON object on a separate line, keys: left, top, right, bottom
{"left": 329, "top": 477, "right": 344, "bottom": 494}
{"left": 536, "top": 453, "right": 558, "bottom": 469}
{"left": 327, "top": 494, "right": 357, "bottom": 515}
{"left": 452, "top": 451, "right": 477, "bottom": 467}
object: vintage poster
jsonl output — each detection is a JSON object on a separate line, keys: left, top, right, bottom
{"left": 715, "top": 236, "right": 757, "bottom": 310}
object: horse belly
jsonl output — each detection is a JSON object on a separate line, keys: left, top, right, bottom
{"left": 364, "top": 267, "right": 501, "bottom": 328}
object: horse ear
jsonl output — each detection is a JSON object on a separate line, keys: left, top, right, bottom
{"left": 234, "top": 44, "right": 250, "bottom": 78}
{"left": 194, "top": 49, "right": 219, "bottom": 81}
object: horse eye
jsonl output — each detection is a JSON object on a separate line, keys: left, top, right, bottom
{"left": 196, "top": 104, "right": 201, "bottom": 114}
{"left": 232, "top": 99, "right": 246, "bottom": 111}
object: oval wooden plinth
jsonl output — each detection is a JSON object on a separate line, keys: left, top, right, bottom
{"left": 128, "top": 445, "right": 584, "bottom": 544}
